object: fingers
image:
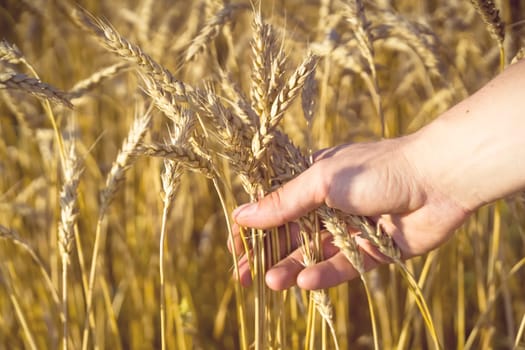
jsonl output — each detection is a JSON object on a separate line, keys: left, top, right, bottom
{"left": 245, "top": 232, "right": 387, "bottom": 290}
{"left": 265, "top": 232, "right": 341, "bottom": 290}
{"left": 232, "top": 162, "right": 328, "bottom": 229}
{"left": 228, "top": 223, "right": 302, "bottom": 257}
{"left": 232, "top": 224, "right": 303, "bottom": 287}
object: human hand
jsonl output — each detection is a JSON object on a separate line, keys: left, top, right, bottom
{"left": 231, "top": 137, "right": 471, "bottom": 291}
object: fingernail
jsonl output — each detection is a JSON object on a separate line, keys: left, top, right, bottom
{"left": 232, "top": 203, "right": 256, "bottom": 221}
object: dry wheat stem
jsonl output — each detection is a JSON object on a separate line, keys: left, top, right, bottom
{"left": 0, "top": 226, "right": 63, "bottom": 321}
{"left": 0, "top": 265, "right": 38, "bottom": 350}
{"left": 0, "top": 71, "right": 73, "bottom": 108}
{"left": 82, "top": 112, "right": 151, "bottom": 350}
{"left": 159, "top": 159, "right": 183, "bottom": 350}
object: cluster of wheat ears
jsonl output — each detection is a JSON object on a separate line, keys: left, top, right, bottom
{"left": 0, "top": 0, "right": 524, "bottom": 349}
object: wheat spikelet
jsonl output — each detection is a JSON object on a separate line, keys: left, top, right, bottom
{"left": 271, "top": 131, "right": 310, "bottom": 185}
{"left": 68, "top": 62, "right": 129, "bottom": 99}
{"left": 139, "top": 142, "right": 216, "bottom": 178}
{"left": 184, "top": 4, "right": 248, "bottom": 63}
{"left": 358, "top": 218, "right": 400, "bottom": 260}
{"left": 160, "top": 111, "right": 196, "bottom": 199}
{"left": 197, "top": 86, "right": 254, "bottom": 145}
{"left": 470, "top": 0, "right": 505, "bottom": 46}
{"left": 250, "top": 12, "right": 272, "bottom": 118}
{"left": 58, "top": 140, "right": 82, "bottom": 350}
{"left": 319, "top": 208, "right": 365, "bottom": 274}
{"left": 301, "top": 68, "right": 317, "bottom": 125}
{"left": 141, "top": 74, "right": 196, "bottom": 120}
{"left": 511, "top": 47, "right": 525, "bottom": 64}
{"left": 217, "top": 69, "right": 259, "bottom": 129}
{"left": 100, "top": 112, "right": 152, "bottom": 212}
{"left": 0, "top": 71, "right": 73, "bottom": 108}
{"left": 0, "top": 40, "right": 24, "bottom": 65}
{"left": 252, "top": 53, "right": 318, "bottom": 162}
{"left": 58, "top": 143, "right": 83, "bottom": 264}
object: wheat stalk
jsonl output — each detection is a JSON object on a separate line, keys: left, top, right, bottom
{"left": 158, "top": 111, "right": 195, "bottom": 350}
{"left": 0, "top": 225, "right": 63, "bottom": 321}
{"left": 297, "top": 216, "right": 340, "bottom": 350}
{"left": 82, "top": 111, "right": 151, "bottom": 350}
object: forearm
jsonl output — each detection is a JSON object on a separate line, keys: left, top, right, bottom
{"left": 405, "top": 60, "right": 525, "bottom": 211}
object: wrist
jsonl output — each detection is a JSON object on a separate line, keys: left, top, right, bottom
{"left": 403, "top": 61, "right": 525, "bottom": 211}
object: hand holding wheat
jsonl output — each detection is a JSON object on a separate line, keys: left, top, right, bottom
{"left": 232, "top": 59, "right": 525, "bottom": 291}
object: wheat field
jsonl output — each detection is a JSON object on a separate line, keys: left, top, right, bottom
{"left": 0, "top": 0, "right": 524, "bottom": 349}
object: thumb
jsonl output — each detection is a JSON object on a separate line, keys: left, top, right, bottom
{"left": 232, "top": 163, "right": 327, "bottom": 229}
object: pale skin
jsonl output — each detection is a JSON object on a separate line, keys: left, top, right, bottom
{"left": 231, "top": 59, "right": 525, "bottom": 291}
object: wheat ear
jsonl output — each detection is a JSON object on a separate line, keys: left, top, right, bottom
{"left": 251, "top": 53, "right": 318, "bottom": 163}
{"left": 58, "top": 142, "right": 83, "bottom": 350}
{"left": 184, "top": 4, "right": 248, "bottom": 63}
{"left": 0, "top": 40, "right": 25, "bottom": 65}
{"left": 470, "top": 0, "right": 505, "bottom": 69}
{"left": 72, "top": 8, "right": 193, "bottom": 99}
{"left": 0, "top": 71, "right": 73, "bottom": 108}
{"left": 159, "top": 111, "right": 195, "bottom": 350}
{"left": 68, "top": 62, "right": 129, "bottom": 100}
